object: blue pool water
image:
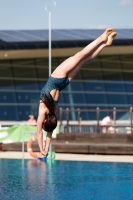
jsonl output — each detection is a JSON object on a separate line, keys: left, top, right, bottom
{"left": 0, "top": 159, "right": 133, "bottom": 200}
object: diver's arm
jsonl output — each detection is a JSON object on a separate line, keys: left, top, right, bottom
{"left": 41, "top": 132, "right": 53, "bottom": 156}
{"left": 37, "top": 118, "right": 43, "bottom": 152}
{"left": 42, "top": 105, "right": 57, "bottom": 155}
{"left": 41, "top": 105, "right": 57, "bottom": 155}
{"left": 44, "top": 132, "right": 53, "bottom": 152}
{"left": 37, "top": 104, "right": 46, "bottom": 153}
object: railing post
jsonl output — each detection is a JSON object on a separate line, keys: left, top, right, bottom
{"left": 66, "top": 108, "right": 69, "bottom": 133}
{"left": 96, "top": 107, "right": 100, "bottom": 134}
{"left": 130, "top": 107, "right": 133, "bottom": 134}
{"left": 60, "top": 107, "right": 63, "bottom": 126}
{"left": 77, "top": 108, "right": 81, "bottom": 133}
{"left": 59, "top": 107, "right": 63, "bottom": 133}
{"left": 113, "top": 107, "right": 116, "bottom": 134}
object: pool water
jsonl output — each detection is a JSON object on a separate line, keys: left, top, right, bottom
{"left": 0, "top": 159, "right": 133, "bottom": 200}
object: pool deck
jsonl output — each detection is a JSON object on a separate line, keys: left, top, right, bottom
{"left": 1, "top": 151, "right": 133, "bottom": 163}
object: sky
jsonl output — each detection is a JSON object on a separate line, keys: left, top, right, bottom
{"left": 0, "top": 0, "right": 133, "bottom": 30}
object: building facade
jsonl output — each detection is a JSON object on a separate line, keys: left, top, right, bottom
{"left": 0, "top": 29, "right": 133, "bottom": 121}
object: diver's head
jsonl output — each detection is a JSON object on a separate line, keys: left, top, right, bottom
{"left": 43, "top": 113, "right": 57, "bottom": 132}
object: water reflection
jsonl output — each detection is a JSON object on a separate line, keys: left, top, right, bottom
{"left": 27, "top": 159, "right": 46, "bottom": 188}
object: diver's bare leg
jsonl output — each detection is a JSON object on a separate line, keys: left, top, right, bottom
{"left": 68, "top": 32, "right": 117, "bottom": 79}
{"left": 52, "top": 28, "right": 114, "bottom": 79}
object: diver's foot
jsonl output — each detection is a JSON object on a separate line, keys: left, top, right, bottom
{"left": 101, "top": 28, "right": 114, "bottom": 42}
{"left": 106, "top": 32, "right": 117, "bottom": 46}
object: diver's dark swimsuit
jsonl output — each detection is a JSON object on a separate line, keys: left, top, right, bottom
{"left": 40, "top": 75, "right": 69, "bottom": 106}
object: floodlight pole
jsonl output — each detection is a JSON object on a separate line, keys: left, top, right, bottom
{"left": 48, "top": 11, "right": 52, "bottom": 160}
{"left": 45, "top": 0, "right": 56, "bottom": 161}
{"left": 49, "top": 12, "right": 51, "bottom": 76}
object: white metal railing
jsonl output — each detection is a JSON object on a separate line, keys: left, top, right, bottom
{"left": 0, "top": 121, "right": 53, "bottom": 160}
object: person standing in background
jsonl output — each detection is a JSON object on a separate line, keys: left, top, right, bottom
{"left": 101, "top": 114, "right": 112, "bottom": 133}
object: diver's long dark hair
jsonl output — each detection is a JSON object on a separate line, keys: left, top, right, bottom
{"left": 40, "top": 93, "right": 57, "bottom": 132}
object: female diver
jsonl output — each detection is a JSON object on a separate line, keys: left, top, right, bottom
{"left": 37, "top": 28, "right": 117, "bottom": 158}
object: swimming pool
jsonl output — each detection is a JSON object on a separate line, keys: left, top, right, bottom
{"left": 0, "top": 159, "right": 133, "bottom": 200}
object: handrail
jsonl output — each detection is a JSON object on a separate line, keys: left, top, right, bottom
{"left": 59, "top": 107, "right": 133, "bottom": 134}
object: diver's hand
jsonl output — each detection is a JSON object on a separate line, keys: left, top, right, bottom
{"left": 37, "top": 152, "right": 45, "bottom": 158}
{"left": 41, "top": 150, "right": 48, "bottom": 157}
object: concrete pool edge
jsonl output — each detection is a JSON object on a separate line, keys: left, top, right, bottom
{"left": 1, "top": 151, "right": 133, "bottom": 163}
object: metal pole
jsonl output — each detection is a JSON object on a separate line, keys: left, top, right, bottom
{"left": 49, "top": 12, "right": 51, "bottom": 76}
{"left": 22, "top": 132, "right": 25, "bottom": 160}
{"left": 44, "top": 0, "right": 56, "bottom": 161}
{"left": 49, "top": 12, "right": 52, "bottom": 159}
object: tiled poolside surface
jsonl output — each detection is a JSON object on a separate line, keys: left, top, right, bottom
{"left": 1, "top": 151, "right": 133, "bottom": 163}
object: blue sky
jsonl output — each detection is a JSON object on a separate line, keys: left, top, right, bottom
{"left": 0, "top": 0, "right": 133, "bottom": 30}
